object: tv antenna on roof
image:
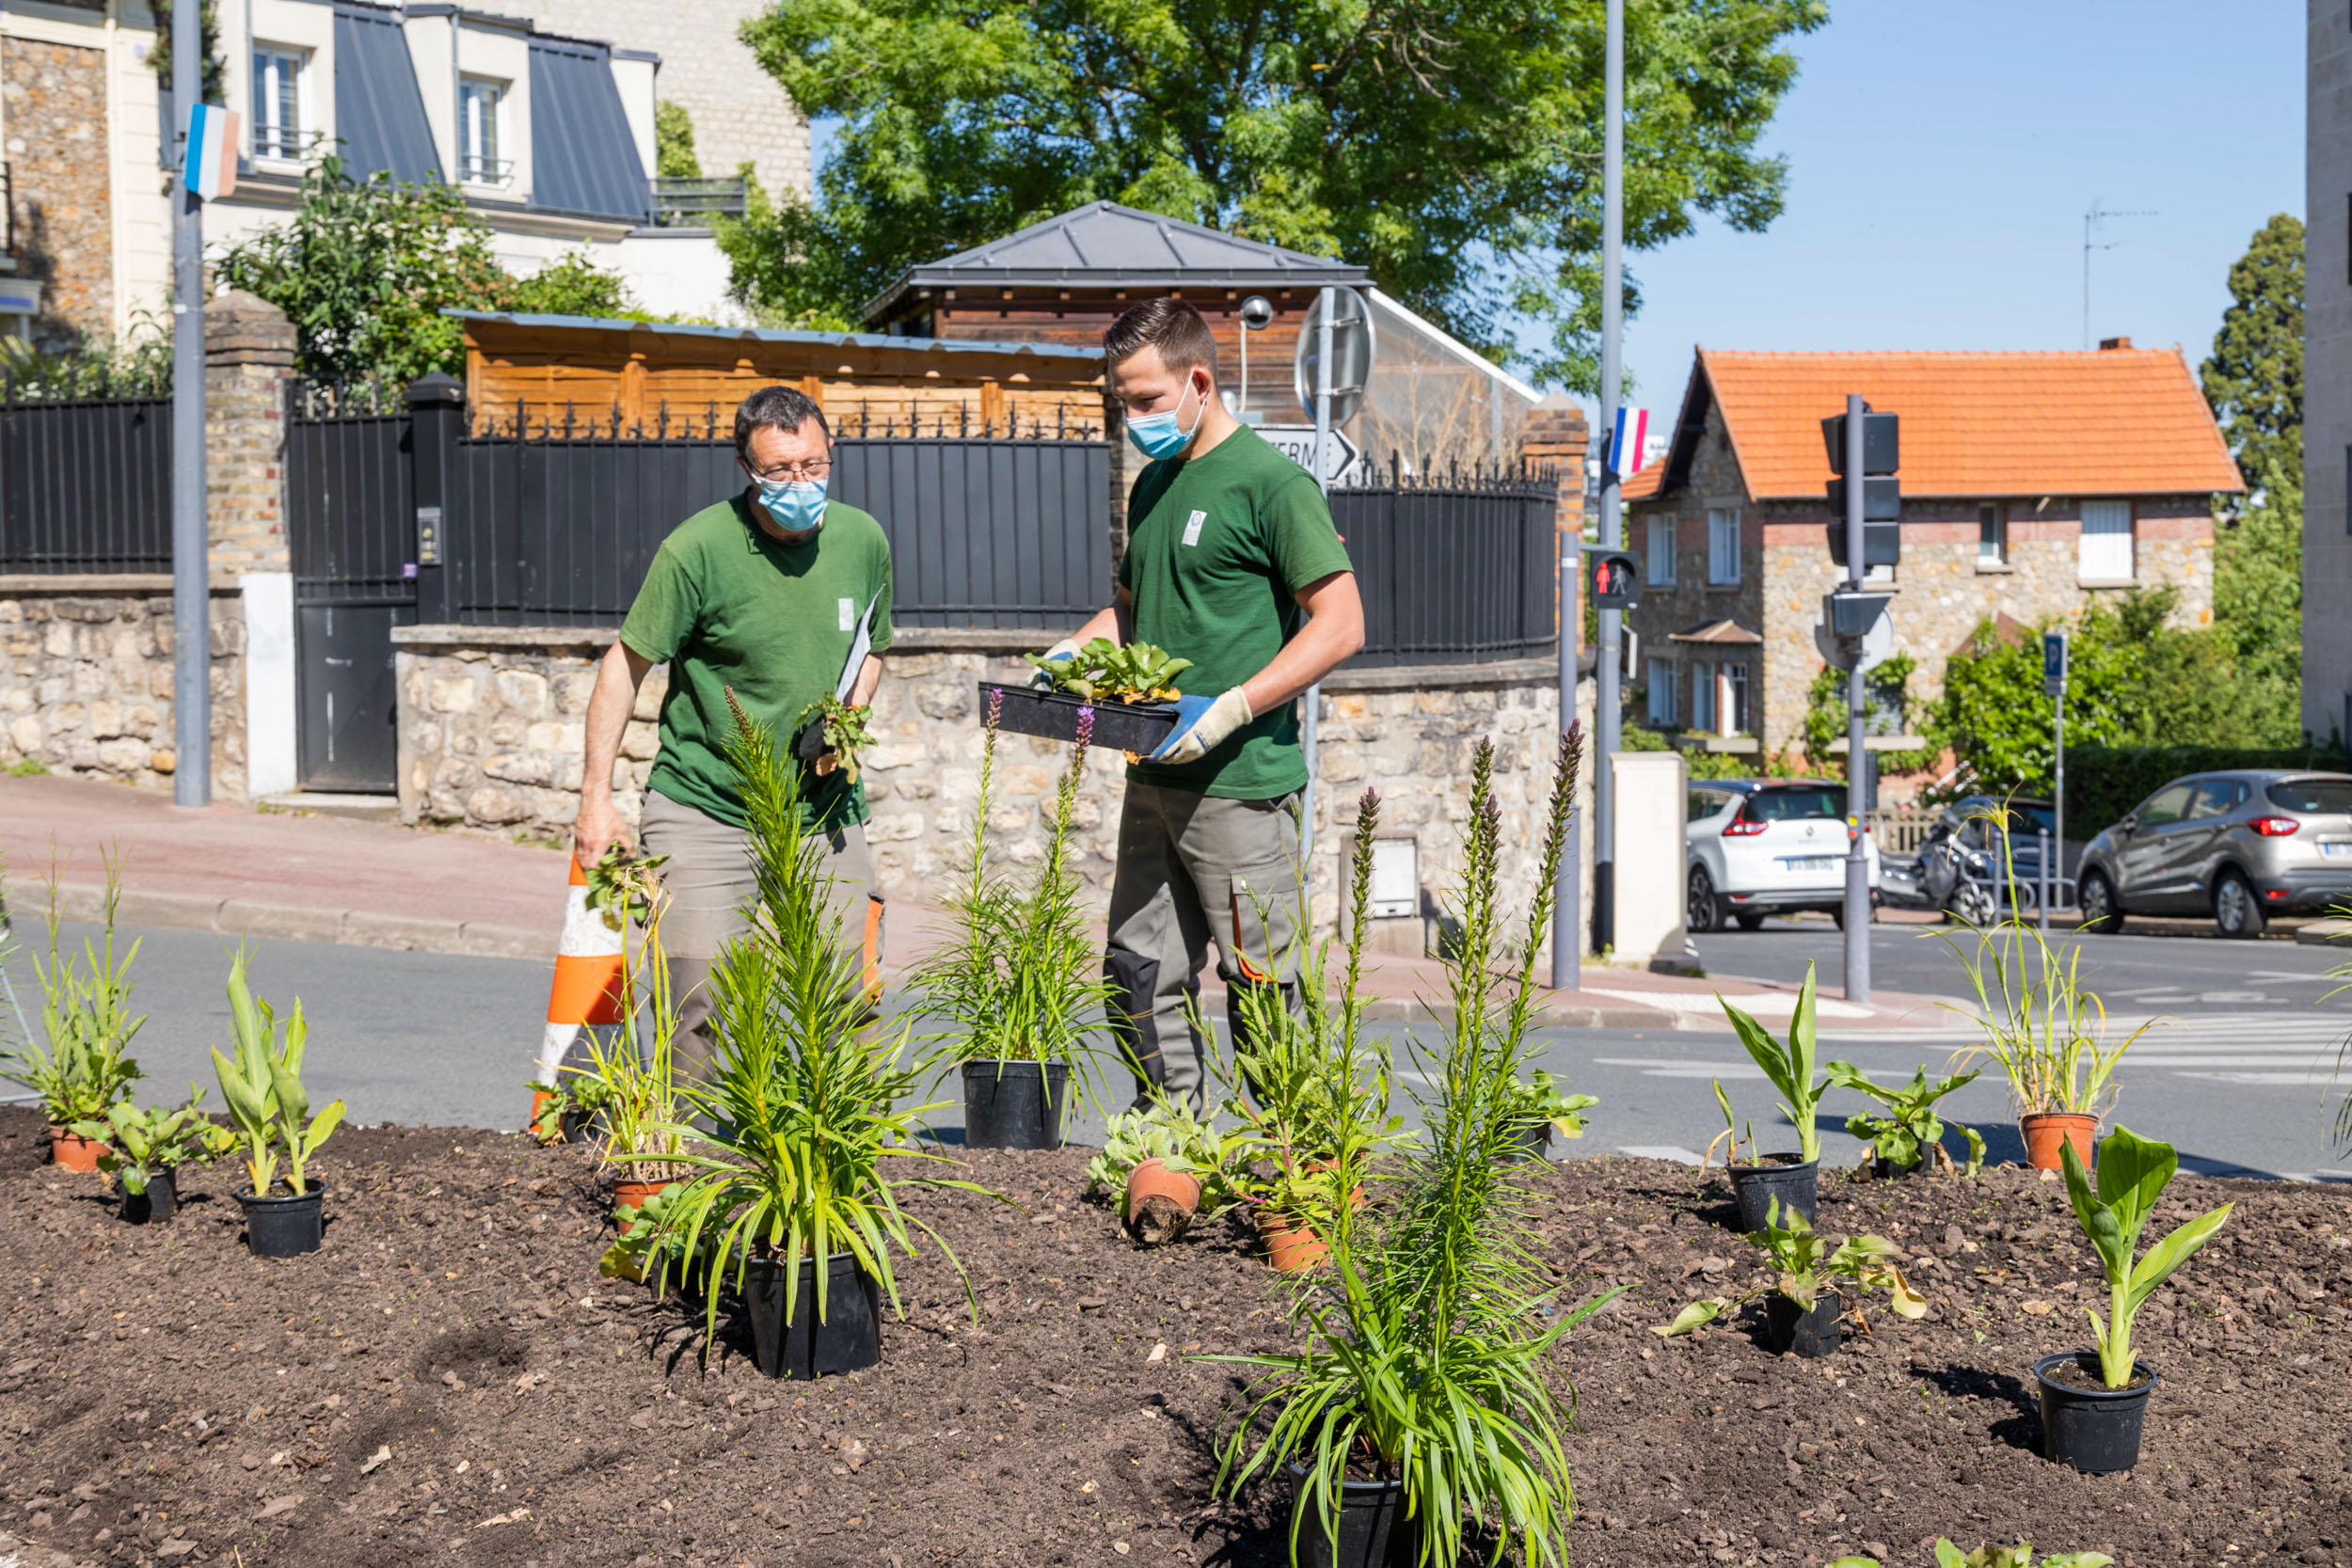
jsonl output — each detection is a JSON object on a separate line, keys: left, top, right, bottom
{"left": 2083, "top": 198, "right": 2156, "bottom": 349}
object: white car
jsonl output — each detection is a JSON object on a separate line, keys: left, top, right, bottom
{"left": 1685, "top": 779, "right": 1881, "bottom": 933}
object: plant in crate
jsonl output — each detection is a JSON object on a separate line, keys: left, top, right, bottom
{"left": 1025, "top": 638, "right": 1193, "bottom": 703}
{"left": 2033, "top": 1125, "right": 2232, "bottom": 1473}
{"left": 2, "top": 862, "right": 146, "bottom": 1171}
{"left": 72, "top": 1090, "right": 232, "bottom": 1223}
{"left": 213, "top": 948, "right": 346, "bottom": 1258}
{"left": 644, "top": 696, "right": 991, "bottom": 1378}
{"left": 913, "top": 689, "right": 1114, "bottom": 1148}
{"left": 1708, "top": 970, "right": 1831, "bottom": 1228}
{"left": 1826, "top": 1061, "right": 1985, "bottom": 1177}
{"left": 1654, "top": 1196, "right": 1926, "bottom": 1357}
{"left": 1210, "top": 731, "right": 1617, "bottom": 1568}
{"left": 1086, "top": 1098, "right": 1247, "bottom": 1244}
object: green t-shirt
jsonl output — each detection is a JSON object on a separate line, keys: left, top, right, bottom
{"left": 1117, "top": 426, "right": 1356, "bottom": 800}
{"left": 618, "top": 493, "right": 895, "bottom": 831}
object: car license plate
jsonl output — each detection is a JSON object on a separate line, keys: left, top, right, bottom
{"left": 2322, "top": 841, "right": 2352, "bottom": 860}
{"left": 1785, "top": 856, "right": 1838, "bottom": 871}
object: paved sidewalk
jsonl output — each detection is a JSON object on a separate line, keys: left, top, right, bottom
{"left": 0, "top": 773, "right": 1959, "bottom": 1029}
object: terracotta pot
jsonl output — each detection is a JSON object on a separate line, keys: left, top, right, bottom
{"left": 1124, "top": 1158, "right": 1201, "bottom": 1245}
{"left": 48, "top": 1126, "right": 104, "bottom": 1174}
{"left": 2021, "top": 1113, "right": 2098, "bottom": 1173}
{"left": 612, "top": 1178, "right": 674, "bottom": 1216}
{"left": 530, "top": 1089, "right": 558, "bottom": 1141}
{"left": 1257, "top": 1208, "right": 1329, "bottom": 1273}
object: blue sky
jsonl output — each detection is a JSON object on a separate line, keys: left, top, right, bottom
{"left": 1587, "top": 0, "right": 2304, "bottom": 424}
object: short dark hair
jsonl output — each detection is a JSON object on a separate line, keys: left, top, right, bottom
{"left": 1104, "top": 298, "right": 1219, "bottom": 380}
{"left": 734, "top": 385, "right": 830, "bottom": 462}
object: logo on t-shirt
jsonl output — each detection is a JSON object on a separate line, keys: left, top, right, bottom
{"left": 837, "top": 597, "right": 854, "bottom": 631}
{"left": 1182, "top": 510, "right": 1207, "bottom": 546}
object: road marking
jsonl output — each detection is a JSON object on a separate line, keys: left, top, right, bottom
{"left": 1593, "top": 1058, "right": 1765, "bottom": 1079}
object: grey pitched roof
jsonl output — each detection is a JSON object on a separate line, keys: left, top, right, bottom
{"left": 333, "top": 4, "right": 442, "bottom": 182}
{"left": 445, "top": 310, "right": 1105, "bottom": 364}
{"left": 528, "top": 38, "right": 650, "bottom": 222}
{"left": 862, "top": 200, "right": 1367, "bottom": 321}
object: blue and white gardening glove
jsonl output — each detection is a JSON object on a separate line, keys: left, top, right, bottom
{"left": 1029, "top": 639, "right": 1081, "bottom": 689}
{"left": 1149, "top": 689, "right": 1253, "bottom": 765}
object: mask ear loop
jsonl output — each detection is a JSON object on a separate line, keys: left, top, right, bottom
{"left": 1178, "top": 372, "right": 1209, "bottom": 444}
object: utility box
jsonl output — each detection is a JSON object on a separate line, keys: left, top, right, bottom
{"left": 1610, "top": 750, "right": 1693, "bottom": 968}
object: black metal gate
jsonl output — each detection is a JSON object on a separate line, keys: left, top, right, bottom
{"left": 288, "top": 384, "right": 416, "bottom": 791}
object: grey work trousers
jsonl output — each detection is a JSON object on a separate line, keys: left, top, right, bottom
{"left": 637, "top": 789, "right": 881, "bottom": 1085}
{"left": 1103, "top": 781, "right": 1303, "bottom": 1112}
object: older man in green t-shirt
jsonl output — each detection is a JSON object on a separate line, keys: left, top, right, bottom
{"left": 1041, "top": 299, "right": 1364, "bottom": 1111}
{"left": 573, "top": 385, "right": 892, "bottom": 1084}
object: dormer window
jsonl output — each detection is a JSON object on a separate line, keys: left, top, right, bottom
{"left": 459, "top": 77, "right": 511, "bottom": 184}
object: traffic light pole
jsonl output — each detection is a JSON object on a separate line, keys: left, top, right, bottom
{"left": 169, "top": 0, "right": 210, "bottom": 807}
{"left": 1592, "top": 0, "right": 1624, "bottom": 958}
{"left": 1841, "top": 394, "right": 1871, "bottom": 1006}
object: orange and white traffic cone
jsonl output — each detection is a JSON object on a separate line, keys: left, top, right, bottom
{"left": 532, "top": 858, "right": 628, "bottom": 1131}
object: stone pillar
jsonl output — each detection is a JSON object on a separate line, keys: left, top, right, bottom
{"left": 205, "top": 290, "right": 299, "bottom": 796}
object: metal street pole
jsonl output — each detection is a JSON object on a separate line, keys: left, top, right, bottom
{"left": 1841, "top": 394, "right": 1871, "bottom": 1006}
{"left": 1593, "top": 0, "right": 1623, "bottom": 957}
{"left": 1303, "top": 285, "right": 1334, "bottom": 852}
{"left": 170, "top": 0, "right": 210, "bottom": 807}
{"left": 1553, "top": 494, "right": 1581, "bottom": 991}
{"left": 2054, "top": 686, "right": 2067, "bottom": 914}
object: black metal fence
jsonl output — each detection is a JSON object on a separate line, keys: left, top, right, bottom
{"left": 0, "top": 375, "right": 174, "bottom": 574}
{"left": 1333, "top": 465, "right": 1559, "bottom": 667}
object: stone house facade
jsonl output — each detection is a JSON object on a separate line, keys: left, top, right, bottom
{"left": 0, "top": 21, "right": 127, "bottom": 348}
{"left": 1622, "top": 344, "right": 2242, "bottom": 779}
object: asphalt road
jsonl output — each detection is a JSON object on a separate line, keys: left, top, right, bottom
{"left": 6, "top": 915, "right": 2348, "bottom": 1183}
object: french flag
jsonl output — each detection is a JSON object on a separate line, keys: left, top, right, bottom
{"left": 184, "top": 103, "right": 240, "bottom": 202}
{"left": 1610, "top": 405, "right": 1649, "bottom": 478}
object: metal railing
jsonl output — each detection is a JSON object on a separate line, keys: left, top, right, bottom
{"left": 1332, "top": 462, "right": 1560, "bottom": 667}
{"left": 0, "top": 371, "right": 174, "bottom": 574}
{"left": 651, "top": 176, "right": 749, "bottom": 227}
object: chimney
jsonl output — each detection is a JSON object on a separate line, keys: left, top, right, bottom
{"left": 2098, "top": 336, "right": 2133, "bottom": 351}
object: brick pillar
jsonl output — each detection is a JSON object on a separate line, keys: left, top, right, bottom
{"left": 204, "top": 290, "right": 296, "bottom": 575}
{"left": 1522, "top": 392, "right": 1590, "bottom": 536}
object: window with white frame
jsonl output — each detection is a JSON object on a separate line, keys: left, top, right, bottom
{"left": 251, "top": 45, "right": 310, "bottom": 160}
{"left": 459, "top": 77, "right": 511, "bottom": 183}
{"left": 1707, "top": 508, "right": 1740, "bottom": 584}
{"left": 2079, "top": 499, "right": 2133, "bottom": 580}
{"left": 1690, "top": 659, "right": 1716, "bottom": 733}
{"left": 1645, "top": 516, "right": 1677, "bottom": 585}
{"left": 1724, "top": 662, "right": 1750, "bottom": 735}
{"left": 1645, "top": 657, "right": 1677, "bottom": 725}
{"left": 1979, "top": 502, "right": 2007, "bottom": 564}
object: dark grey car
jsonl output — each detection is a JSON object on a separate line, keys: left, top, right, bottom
{"left": 2074, "top": 770, "right": 2352, "bottom": 938}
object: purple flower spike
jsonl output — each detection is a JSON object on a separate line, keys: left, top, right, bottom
{"left": 1074, "top": 705, "right": 1095, "bottom": 748}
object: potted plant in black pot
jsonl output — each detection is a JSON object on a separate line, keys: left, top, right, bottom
{"left": 1825, "top": 1061, "right": 1986, "bottom": 1178}
{"left": 1499, "top": 1071, "right": 1597, "bottom": 1161}
{"left": 213, "top": 950, "right": 345, "bottom": 1259}
{"left": 1710, "top": 971, "right": 1831, "bottom": 1228}
{"left": 1656, "top": 1196, "right": 1925, "bottom": 1357}
{"left": 75, "top": 1091, "right": 231, "bottom": 1223}
{"left": 2035, "top": 1125, "right": 2233, "bottom": 1474}
{"left": 913, "top": 689, "right": 1112, "bottom": 1148}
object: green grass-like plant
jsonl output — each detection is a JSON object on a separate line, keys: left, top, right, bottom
{"left": 72, "top": 1090, "right": 231, "bottom": 1196}
{"left": 212, "top": 947, "right": 343, "bottom": 1197}
{"left": 1715, "top": 966, "right": 1828, "bottom": 1162}
{"left": 2058, "top": 1125, "right": 2232, "bottom": 1388}
{"left": 3, "top": 858, "right": 145, "bottom": 1125}
{"left": 1209, "top": 730, "right": 1613, "bottom": 1568}
{"left": 1826, "top": 1062, "right": 1985, "bottom": 1175}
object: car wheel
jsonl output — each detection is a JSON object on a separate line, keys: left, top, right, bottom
{"left": 1687, "top": 865, "right": 1721, "bottom": 934}
{"left": 1733, "top": 912, "right": 1765, "bottom": 931}
{"left": 2078, "top": 868, "right": 2124, "bottom": 935}
{"left": 2214, "top": 868, "right": 2265, "bottom": 940}
{"left": 1947, "top": 882, "right": 1995, "bottom": 927}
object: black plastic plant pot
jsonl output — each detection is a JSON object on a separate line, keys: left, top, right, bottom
{"left": 1765, "top": 1289, "right": 1843, "bottom": 1357}
{"left": 2034, "top": 1352, "right": 2156, "bottom": 1474}
{"left": 1872, "top": 1153, "right": 1926, "bottom": 1180}
{"left": 1504, "top": 1120, "right": 1551, "bottom": 1163}
{"left": 238, "top": 1181, "right": 326, "bottom": 1259}
{"left": 1727, "top": 1154, "right": 1818, "bottom": 1230}
{"left": 1287, "top": 1465, "right": 1420, "bottom": 1568}
{"left": 977, "top": 682, "right": 1179, "bottom": 754}
{"left": 745, "top": 1254, "right": 882, "bottom": 1380}
{"left": 962, "top": 1059, "right": 1069, "bottom": 1149}
{"left": 124, "top": 1167, "right": 178, "bottom": 1225}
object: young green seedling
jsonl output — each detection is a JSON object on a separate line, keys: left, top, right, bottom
{"left": 1716, "top": 963, "right": 1829, "bottom": 1162}
{"left": 1508, "top": 1070, "right": 1598, "bottom": 1141}
{"left": 74, "top": 1092, "right": 231, "bottom": 1196}
{"left": 1834, "top": 1543, "right": 2113, "bottom": 1568}
{"left": 1655, "top": 1196, "right": 1925, "bottom": 1337}
{"left": 2059, "top": 1124, "right": 2233, "bottom": 1387}
{"left": 1826, "top": 1061, "right": 1986, "bottom": 1175}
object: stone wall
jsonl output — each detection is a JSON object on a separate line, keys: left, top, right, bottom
{"left": 391, "top": 625, "right": 1580, "bottom": 952}
{"left": 3, "top": 36, "right": 114, "bottom": 350}
{"left": 0, "top": 578, "right": 246, "bottom": 793}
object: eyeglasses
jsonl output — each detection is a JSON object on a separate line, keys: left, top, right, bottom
{"left": 745, "top": 458, "right": 831, "bottom": 482}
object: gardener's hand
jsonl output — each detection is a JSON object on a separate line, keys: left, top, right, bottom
{"left": 1149, "top": 689, "right": 1253, "bottom": 765}
{"left": 574, "top": 792, "right": 631, "bottom": 871}
{"left": 1030, "top": 639, "right": 1081, "bottom": 689}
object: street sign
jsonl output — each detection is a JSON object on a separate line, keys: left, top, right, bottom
{"left": 1260, "top": 425, "right": 1365, "bottom": 485}
{"left": 1815, "top": 593, "right": 1893, "bottom": 672}
{"left": 1591, "top": 552, "right": 1639, "bottom": 610}
{"left": 1294, "top": 288, "right": 1375, "bottom": 427}
{"left": 2042, "top": 631, "right": 2069, "bottom": 697}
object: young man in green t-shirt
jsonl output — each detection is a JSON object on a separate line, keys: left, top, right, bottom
{"left": 1040, "top": 299, "right": 1364, "bottom": 1111}
{"left": 573, "top": 385, "right": 893, "bottom": 1085}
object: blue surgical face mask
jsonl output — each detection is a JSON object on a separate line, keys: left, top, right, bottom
{"left": 1124, "top": 379, "right": 1205, "bottom": 461}
{"left": 754, "top": 475, "right": 828, "bottom": 533}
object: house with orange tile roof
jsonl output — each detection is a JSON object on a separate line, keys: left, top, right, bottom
{"left": 1619, "top": 341, "right": 2243, "bottom": 780}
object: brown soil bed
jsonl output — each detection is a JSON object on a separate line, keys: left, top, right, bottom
{"left": 3, "top": 1103, "right": 2349, "bottom": 1567}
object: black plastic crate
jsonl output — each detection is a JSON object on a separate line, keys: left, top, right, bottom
{"left": 977, "top": 682, "right": 1179, "bottom": 754}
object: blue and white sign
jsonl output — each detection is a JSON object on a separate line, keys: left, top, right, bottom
{"left": 2042, "top": 631, "right": 2068, "bottom": 697}
{"left": 183, "top": 103, "right": 240, "bottom": 201}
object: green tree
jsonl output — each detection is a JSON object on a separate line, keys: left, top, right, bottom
{"left": 2200, "top": 213, "right": 2302, "bottom": 735}
{"left": 655, "top": 102, "right": 702, "bottom": 180}
{"left": 505, "top": 251, "right": 639, "bottom": 319}
{"left": 150, "top": 0, "right": 229, "bottom": 105}
{"left": 732, "top": 0, "right": 1827, "bottom": 388}
{"left": 1801, "top": 652, "right": 1933, "bottom": 781}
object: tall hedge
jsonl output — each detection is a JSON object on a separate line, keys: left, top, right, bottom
{"left": 2064, "top": 745, "right": 2352, "bottom": 839}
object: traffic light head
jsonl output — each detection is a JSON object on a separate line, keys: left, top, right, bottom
{"left": 1592, "top": 551, "right": 1640, "bottom": 610}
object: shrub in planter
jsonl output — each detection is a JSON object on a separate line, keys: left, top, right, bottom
{"left": 1085, "top": 1099, "right": 1244, "bottom": 1244}
{"left": 213, "top": 949, "right": 346, "bottom": 1259}
{"left": 1710, "top": 970, "right": 1831, "bottom": 1227}
{"left": 1500, "top": 1070, "right": 1597, "bottom": 1160}
{"left": 1656, "top": 1196, "right": 1925, "bottom": 1357}
{"left": 1210, "top": 734, "right": 1614, "bottom": 1568}
{"left": 73, "top": 1092, "right": 232, "bottom": 1224}
{"left": 3, "top": 866, "right": 145, "bottom": 1170}
{"left": 643, "top": 700, "right": 992, "bottom": 1377}
{"left": 2035, "top": 1125, "right": 2232, "bottom": 1473}
{"left": 914, "top": 690, "right": 1114, "bottom": 1148}
{"left": 1826, "top": 1061, "right": 1985, "bottom": 1178}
